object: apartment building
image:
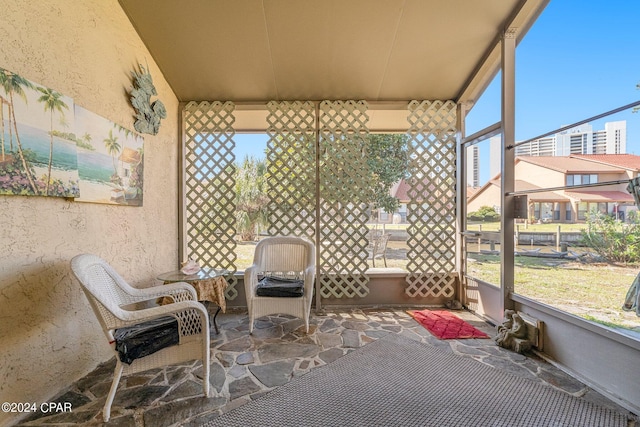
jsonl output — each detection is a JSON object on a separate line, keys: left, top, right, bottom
{"left": 468, "top": 153, "right": 640, "bottom": 223}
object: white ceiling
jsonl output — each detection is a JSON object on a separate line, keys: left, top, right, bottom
{"left": 119, "top": 0, "right": 547, "bottom": 107}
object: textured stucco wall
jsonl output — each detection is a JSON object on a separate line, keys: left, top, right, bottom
{"left": 0, "top": 1, "right": 179, "bottom": 425}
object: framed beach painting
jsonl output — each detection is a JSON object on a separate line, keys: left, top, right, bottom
{"left": 75, "top": 106, "right": 144, "bottom": 206}
{"left": 0, "top": 66, "right": 143, "bottom": 205}
{"left": 0, "top": 67, "right": 79, "bottom": 198}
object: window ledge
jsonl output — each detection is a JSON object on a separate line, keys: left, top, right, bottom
{"left": 512, "top": 293, "right": 640, "bottom": 350}
{"left": 233, "top": 268, "right": 408, "bottom": 279}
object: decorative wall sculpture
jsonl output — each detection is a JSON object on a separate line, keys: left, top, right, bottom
{"left": 129, "top": 64, "right": 166, "bottom": 135}
{"left": 0, "top": 66, "right": 144, "bottom": 205}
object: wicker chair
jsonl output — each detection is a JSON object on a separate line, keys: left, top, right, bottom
{"left": 367, "top": 230, "right": 390, "bottom": 267}
{"left": 244, "top": 236, "right": 316, "bottom": 334}
{"left": 70, "top": 254, "right": 210, "bottom": 422}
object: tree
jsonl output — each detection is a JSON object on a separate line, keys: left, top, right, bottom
{"left": 0, "top": 96, "right": 8, "bottom": 161}
{"left": 37, "top": 86, "right": 69, "bottom": 195}
{"left": 364, "top": 134, "right": 409, "bottom": 219}
{"left": 0, "top": 68, "right": 38, "bottom": 194}
{"left": 235, "top": 155, "right": 269, "bottom": 241}
{"left": 103, "top": 129, "right": 122, "bottom": 185}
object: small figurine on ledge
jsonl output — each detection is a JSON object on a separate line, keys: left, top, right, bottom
{"left": 495, "top": 309, "right": 530, "bottom": 353}
{"left": 180, "top": 259, "right": 201, "bottom": 275}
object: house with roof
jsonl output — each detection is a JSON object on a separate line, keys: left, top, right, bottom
{"left": 376, "top": 178, "right": 457, "bottom": 224}
{"left": 467, "top": 154, "right": 640, "bottom": 223}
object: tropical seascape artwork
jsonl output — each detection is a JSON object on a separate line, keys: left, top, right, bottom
{"left": 0, "top": 67, "right": 143, "bottom": 205}
{"left": 75, "top": 106, "right": 144, "bottom": 206}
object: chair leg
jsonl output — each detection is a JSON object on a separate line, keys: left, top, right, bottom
{"left": 203, "top": 355, "right": 210, "bottom": 397}
{"left": 201, "top": 331, "right": 211, "bottom": 397}
{"left": 104, "top": 362, "right": 123, "bottom": 422}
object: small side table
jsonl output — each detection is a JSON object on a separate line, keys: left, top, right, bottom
{"left": 157, "top": 268, "right": 228, "bottom": 334}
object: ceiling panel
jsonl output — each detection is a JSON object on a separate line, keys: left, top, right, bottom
{"left": 119, "top": 0, "right": 545, "bottom": 104}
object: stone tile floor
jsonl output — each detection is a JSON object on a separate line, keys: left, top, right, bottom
{"left": 16, "top": 307, "right": 638, "bottom": 427}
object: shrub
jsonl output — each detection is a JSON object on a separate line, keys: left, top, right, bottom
{"left": 468, "top": 205, "right": 500, "bottom": 222}
{"left": 581, "top": 213, "right": 640, "bottom": 263}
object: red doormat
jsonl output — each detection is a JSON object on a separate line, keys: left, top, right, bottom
{"left": 407, "top": 309, "right": 490, "bottom": 340}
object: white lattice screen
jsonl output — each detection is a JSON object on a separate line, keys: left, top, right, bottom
{"left": 182, "top": 99, "right": 459, "bottom": 302}
{"left": 265, "top": 101, "right": 316, "bottom": 239}
{"left": 404, "top": 100, "right": 458, "bottom": 298}
{"left": 183, "top": 101, "right": 238, "bottom": 299}
{"left": 318, "top": 100, "right": 371, "bottom": 298}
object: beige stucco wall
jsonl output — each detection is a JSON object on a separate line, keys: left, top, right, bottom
{"left": 0, "top": 1, "right": 179, "bottom": 425}
{"left": 467, "top": 183, "right": 501, "bottom": 213}
{"left": 514, "top": 160, "right": 564, "bottom": 187}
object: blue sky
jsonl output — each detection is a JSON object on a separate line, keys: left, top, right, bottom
{"left": 237, "top": 2, "right": 640, "bottom": 183}
{"left": 466, "top": 1, "right": 640, "bottom": 182}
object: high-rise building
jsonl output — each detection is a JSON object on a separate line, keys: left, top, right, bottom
{"left": 516, "top": 120, "right": 626, "bottom": 156}
{"left": 466, "top": 145, "right": 480, "bottom": 188}
{"left": 478, "top": 121, "right": 627, "bottom": 186}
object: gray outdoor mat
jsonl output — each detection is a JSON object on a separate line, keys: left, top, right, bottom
{"left": 204, "top": 333, "right": 628, "bottom": 427}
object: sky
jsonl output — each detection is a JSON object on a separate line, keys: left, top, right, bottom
{"left": 236, "top": 1, "right": 640, "bottom": 184}
{"left": 466, "top": 1, "right": 640, "bottom": 183}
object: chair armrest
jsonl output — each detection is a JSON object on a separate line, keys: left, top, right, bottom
{"left": 116, "top": 300, "right": 203, "bottom": 322}
{"left": 114, "top": 300, "right": 210, "bottom": 338}
{"left": 134, "top": 281, "right": 198, "bottom": 302}
{"left": 304, "top": 266, "right": 316, "bottom": 295}
{"left": 244, "top": 265, "right": 260, "bottom": 292}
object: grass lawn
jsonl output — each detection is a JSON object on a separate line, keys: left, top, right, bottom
{"left": 467, "top": 253, "right": 639, "bottom": 330}
{"left": 233, "top": 236, "right": 639, "bottom": 332}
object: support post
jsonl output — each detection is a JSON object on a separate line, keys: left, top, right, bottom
{"left": 500, "top": 28, "right": 517, "bottom": 313}
{"left": 456, "top": 102, "right": 468, "bottom": 306}
{"left": 315, "top": 102, "right": 322, "bottom": 313}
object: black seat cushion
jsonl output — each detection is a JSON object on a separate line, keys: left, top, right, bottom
{"left": 256, "top": 276, "right": 304, "bottom": 298}
{"left": 114, "top": 316, "right": 179, "bottom": 365}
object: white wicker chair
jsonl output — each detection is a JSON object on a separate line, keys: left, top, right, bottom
{"left": 367, "top": 230, "right": 390, "bottom": 267}
{"left": 70, "top": 254, "right": 210, "bottom": 422}
{"left": 244, "top": 236, "right": 316, "bottom": 334}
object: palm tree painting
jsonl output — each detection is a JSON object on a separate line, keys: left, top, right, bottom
{"left": 104, "top": 129, "right": 121, "bottom": 177}
{"left": 75, "top": 105, "right": 144, "bottom": 206}
{"left": 37, "top": 86, "right": 69, "bottom": 195}
{"left": 0, "top": 65, "right": 143, "bottom": 204}
{"left": 0, "top": 67, "right": 78, "bottom": 197}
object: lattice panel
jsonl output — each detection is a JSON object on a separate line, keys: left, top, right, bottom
{"left": 405, "top": 100, "right": 457, "bottom": 298}
{"left": 318, "top": 100, "right": 370, "bottom": 298}
{"left": 265, "top": 101, "right": 316, "bottom": 239}
{"left": 183, "top": 101, "right": 238, "bottom": 299}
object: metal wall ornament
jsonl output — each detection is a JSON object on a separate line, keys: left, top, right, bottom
{"left": 129, "top": 64, "right": 166, "bottom": 135}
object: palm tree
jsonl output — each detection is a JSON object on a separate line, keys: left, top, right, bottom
{"left": 0, "top": 68, "right": 37, "bottom": 194}
{"left": 103, "top": 129, "right": 121, "bottom": 179}
{"left": 0, "top": 96, "right": 8, "bottom": 161}
{"left": 234, "top": 156, "right": 269, "bottom": 241}
{"left": 37, "top": 87, "right": 68, "bottom": 195}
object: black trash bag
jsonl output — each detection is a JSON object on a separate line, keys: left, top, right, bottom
{"left": 114, "top": 316, "right": 179, "bottom": 365}
{"left": 256, "top": 276, "right": 304, "bottom": 298}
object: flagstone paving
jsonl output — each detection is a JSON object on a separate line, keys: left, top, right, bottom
{"left": 15, "top": 308, "right": 637, "bottom": 427}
